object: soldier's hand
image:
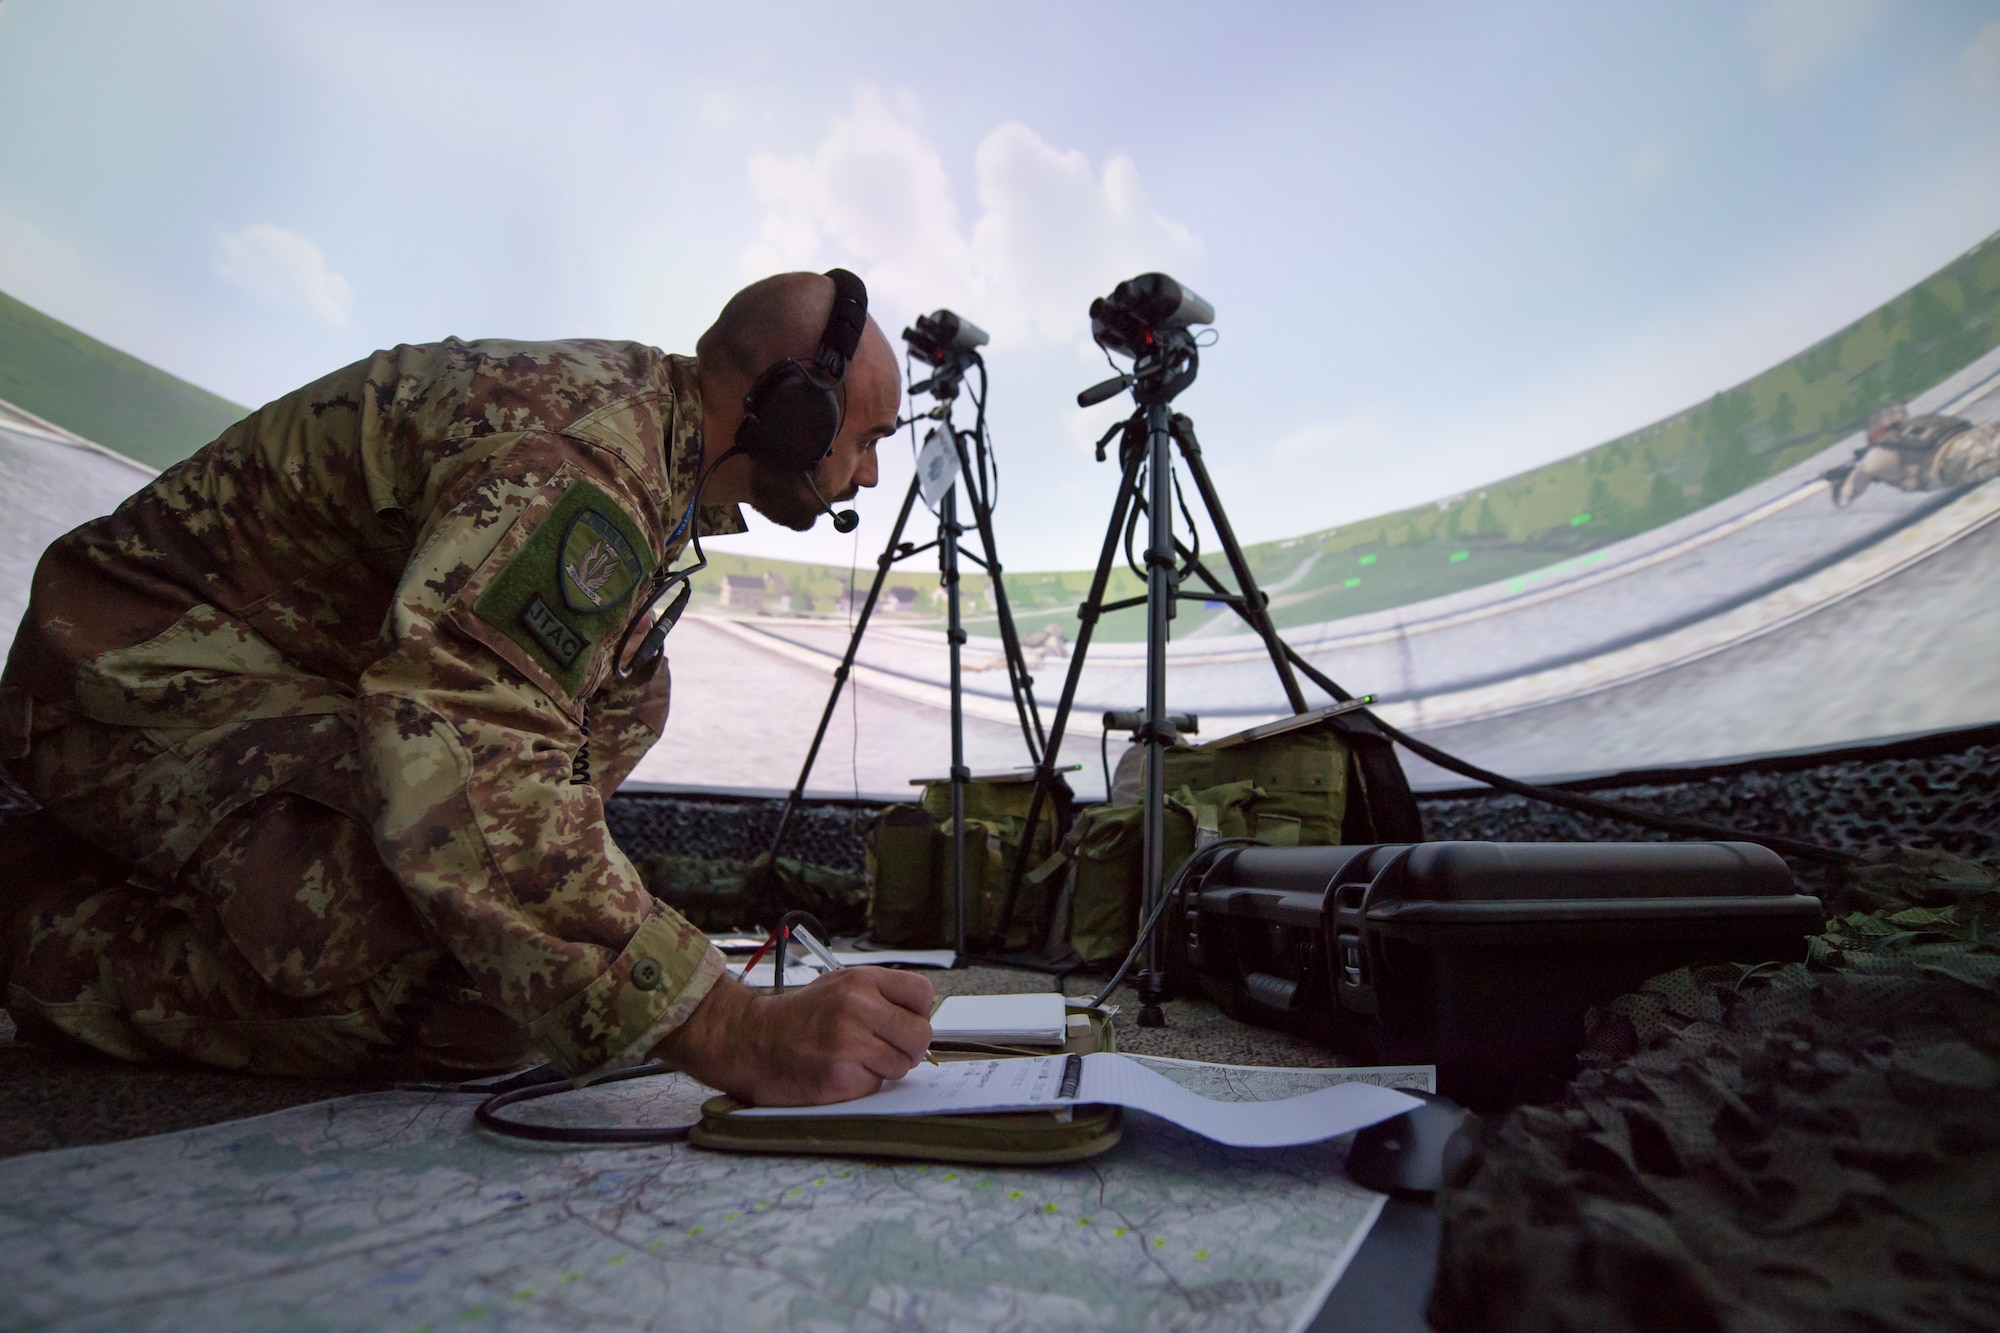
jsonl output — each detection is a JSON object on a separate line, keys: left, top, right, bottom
{"left": 656, "top": 967, "right": 935, "bottom": 1107}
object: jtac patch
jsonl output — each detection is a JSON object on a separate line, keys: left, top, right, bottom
{"left": 560, "top": 509, "right": 643, "bottom": 613}
{"left": 472, "top": 479, "right": 657, "bottom": 697}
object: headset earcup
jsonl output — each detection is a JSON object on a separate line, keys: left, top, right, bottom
{"left": 737, "top": 361, "right": 843, "bottom": 473}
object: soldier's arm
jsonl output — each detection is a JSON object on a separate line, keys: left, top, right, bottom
{"left": 355, "top": 431, "right": 715, "bottom": 1079}
{"left": 355, "top": 432, "right": 929, "bottom": 1097}
{"left": 582, "top": 656, "right": 671, "bottom": 797}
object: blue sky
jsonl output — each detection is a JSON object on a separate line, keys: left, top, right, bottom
{"left": 2, "top": 0, "right": 1998, "bottom": 568}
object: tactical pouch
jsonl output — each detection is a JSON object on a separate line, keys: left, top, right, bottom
{"left": 863, "top": 774, "right": 1070, "bottom": 950}
{"left": 1053, "top": 705, "right": 1407, "bottom": 966}
{"left": 864, "top": 805, "right": 942, "bottom": 947}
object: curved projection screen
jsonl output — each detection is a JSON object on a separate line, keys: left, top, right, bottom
{"left": 4, "top": 231, "right": 1998, "bottom": 797}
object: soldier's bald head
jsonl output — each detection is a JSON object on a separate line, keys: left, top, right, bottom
{"left": 698, "top": 271, "right": 894, "bottom": 389}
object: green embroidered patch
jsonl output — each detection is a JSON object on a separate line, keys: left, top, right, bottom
{"left": 473, "top": 480, "right": 656, "bottom": 696}
{"left": 560, "top": 508, "right": 643, "bottom": 613}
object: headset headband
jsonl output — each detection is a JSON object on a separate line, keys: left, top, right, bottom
{"left": 814, "top": 268, "right": 868, "bottom": 378}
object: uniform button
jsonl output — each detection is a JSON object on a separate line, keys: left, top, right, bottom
{"left": 631, "top": 957, "right": 665, "bottom": 990}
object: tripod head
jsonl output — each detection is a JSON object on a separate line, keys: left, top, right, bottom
{"left": 903, "top": 309, "right": 988, "bottom": 401}
{"left": 1078, "top": 273, "right": 1212, "bottom": 408}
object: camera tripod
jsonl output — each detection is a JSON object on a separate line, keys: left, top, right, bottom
{"left": 760, "top": 318, "right": 1047, "bottom": 962}
{"left": 988, "top": 304, "right": 1323, "bottom": 1025}
{"left": 986, "top": 275, "right": 1854, "bottom": 1026}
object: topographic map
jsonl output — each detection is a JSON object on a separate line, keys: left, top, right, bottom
{"left": 0, "top": 1061, "right": 1432, "bottom": 1333}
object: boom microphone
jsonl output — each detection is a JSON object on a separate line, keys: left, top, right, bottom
{"left": 807, "top": 474, "right": 860, "bottom": 533}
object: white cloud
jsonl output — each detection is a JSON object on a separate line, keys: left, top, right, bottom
{"left": 1745, "top": 0, "right": 1879, "bottom": 91}
{"left": 742, "top": 88, "right": 1199, "bottom": 348}
{"left": 214, "top": 224, "right": 352, "bottom": 325}
{"left": 1968, "top": 19, "right": 2000, "bottom": 98}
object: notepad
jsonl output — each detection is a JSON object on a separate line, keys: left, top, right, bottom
{"left": 928, "top": 993, "right": 1068, "bottom": 1046}
{"left": 734, "top": 1052, "right": 1423, "bottom": 1150}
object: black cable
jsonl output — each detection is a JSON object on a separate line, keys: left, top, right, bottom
{"left": 474, "top": 1060, "right": 699, "bottom": 1145}
{"left": 969, "top": 357, "right": 999, "bottom": 515}
{"left": 1171, "top": 469, "right": 1201, "bottom": 578}
{"left": 612, "top": 441, "right": 737, "bottom": 677}
{"left": 1089, "top": 838, "right": 1264, "bottom": 1009}
{"left": 1270, "top": 645, "right": 1855, "bottom": 864}
{"left": 772, "top": 909, "right": 829, "bottom": 996}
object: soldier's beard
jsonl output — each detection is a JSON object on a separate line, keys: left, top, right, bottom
{"left": 747, "top": 462, "right": 849, "bottom": 532}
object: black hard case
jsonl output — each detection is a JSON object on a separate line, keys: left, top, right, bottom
{"left": 1184, "top": 841, "right": 1823, "bottom": 1106}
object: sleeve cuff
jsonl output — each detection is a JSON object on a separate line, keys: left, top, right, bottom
{"left": 527, "top": 904, "right": 726, "bottom": 1081}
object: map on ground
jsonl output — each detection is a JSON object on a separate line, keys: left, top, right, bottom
{"left": 0, "top": 1062, "right": 1433, "bottom": 1333}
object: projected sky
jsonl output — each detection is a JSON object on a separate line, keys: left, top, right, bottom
{"left": 1, "top": 0, "right": 1998, "bottom": 570}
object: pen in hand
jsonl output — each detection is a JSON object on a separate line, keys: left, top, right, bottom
{"left": 789, "top": 925, "right": 939, "bottom": 1066}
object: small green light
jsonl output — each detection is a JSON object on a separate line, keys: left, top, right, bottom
{"left": 1343, "top": 577, "right": 1360, "bottom": 588}
{"left": 1358, "top": 554, "right": 1377, "bottom": 565}
{"left": 1448, "top": 551, "right": 1469, "bottom": 563}
{"left": 1570, "top": 513, "right": 1592, "bottom": 526}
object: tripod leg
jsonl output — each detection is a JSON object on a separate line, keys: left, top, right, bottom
{"left": 988, "top": 425, "right": 1147, "bottom": 950}
{"left": 761, "top": 475, "right": 924, "bottom": 873}
{"left": 951, "top": 429, "right": 1047, "bottom": 764}
{"left": 1135, "top": 402, "right": 1178, "bottom": 1027}
{"left": 1170, "top": 414, "right": 1309, "bottom": 714}
{"left": 942, "top": 483, "right": 971, "bottom": 963}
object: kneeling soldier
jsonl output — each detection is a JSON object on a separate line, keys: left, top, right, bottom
{"left": 0, "top": 270, "right": 933, "bottom": 1106}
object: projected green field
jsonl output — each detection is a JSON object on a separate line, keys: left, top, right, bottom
{"left": 0, "top": 290, "right": 246, "bottom": 470}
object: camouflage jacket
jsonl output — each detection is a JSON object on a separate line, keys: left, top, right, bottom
{"left": 0, "top": 339, "right": 743, "bottom": 1077}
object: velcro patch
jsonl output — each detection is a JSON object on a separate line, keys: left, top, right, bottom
{"left": 520, "top": 592, "right": 586, "bottom": 667}
{"left": 472, "top": 480, "right": 656, "bottom": 697}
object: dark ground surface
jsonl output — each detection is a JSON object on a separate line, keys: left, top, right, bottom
{"left": 3, "top": 725, "right": 1994, "bottom": 1159}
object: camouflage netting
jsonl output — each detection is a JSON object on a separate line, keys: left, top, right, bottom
{"left": 1419, "top": 739, "right": 2000, "bottom": 866}
{"left": 633, "top": 852, "right": 867, "bottom": 938}
{"left": 603, "top": 794, "right": 872, "bottom": 872}
{"left": 597, "top": 735, "right": 2000, "bottom": 875}
{"left": 1430, "top": 848, "right": 2000, "bottom": 1332}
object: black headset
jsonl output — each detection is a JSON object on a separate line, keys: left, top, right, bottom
{"left": 614, "top": 268, "right": 868, "bottom": 676}
{"left": 734, "top": 267, "right": 868, "bottom": 529}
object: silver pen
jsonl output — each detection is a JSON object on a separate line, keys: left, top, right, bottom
{"left": 788, "top": 924, "right": 844, "bottom": 973}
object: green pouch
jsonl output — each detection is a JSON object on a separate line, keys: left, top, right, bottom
{"left": 1066, "top": 805, "right": 1145, "bottom": 964}
{"left": 865, "top": 774, "right": 1069, "bottom": 951}
{"left": 865, "top": 805, "right": 943, "bottom": 946}
{"left": 1061, "top": 780, "right": 1262, "bottom": 965}
{"left": 1212, "top": 728, "right": 1348, "bottom": 846}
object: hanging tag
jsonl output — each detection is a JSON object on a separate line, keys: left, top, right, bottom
{"left": 916, "top": 426, "right": 960, "bottom": 506}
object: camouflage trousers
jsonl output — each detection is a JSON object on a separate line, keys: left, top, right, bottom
{"left": 0, "top": 713, "right": 534, "bottom": 1078}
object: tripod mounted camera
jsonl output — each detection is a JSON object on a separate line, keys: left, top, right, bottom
{"left": 993, "top": 273, "right": 1341, "bottom": 1025}
{"left": 989, "top": 274, "right": 1854, "bottom": 1027}
{"left": 759, "top": 309, "right": 1050, "bottom": 962}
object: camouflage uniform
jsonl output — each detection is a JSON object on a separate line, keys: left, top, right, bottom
{"left": 1831, "top": 407, "right": 2000, "bottom": 505}
{"left": 0, "top": 340, "right": 742, "bottom": 1080}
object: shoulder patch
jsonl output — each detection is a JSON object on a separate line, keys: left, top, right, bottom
{"left": 472, "top": 480, "right": 656, "bottom": 697}
{"left": 560, "top": 507, "right": 644, "bottom": 612}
